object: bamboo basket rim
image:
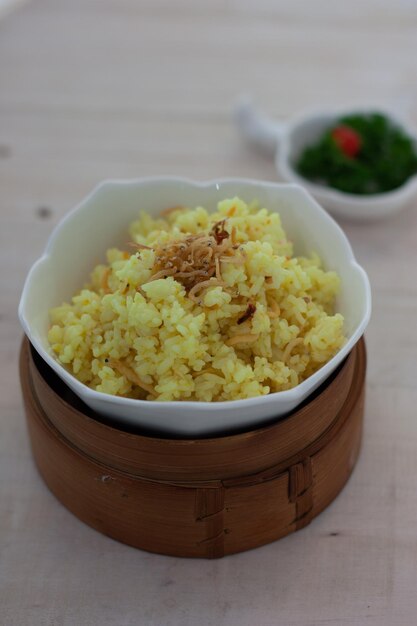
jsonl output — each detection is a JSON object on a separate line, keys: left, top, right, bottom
{"left": 27, "top": 339, "right": 357, "bottom": 442}
{"left": 21, "top": 338, "right": 365, "bottom": 482}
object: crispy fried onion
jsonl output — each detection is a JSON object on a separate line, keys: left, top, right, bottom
{"left": 132, "top": 219, "right": 243, "bottom": 299}
{"left": 282, "top": 338, "right": 304, "bottom": 363}
{"left": 267, "top": 299, "right": 281, "bottom": 319}
{"left": 226, "top": 333, "right": 259, "bottom": 347}
{"left": 110, "top": 359, "right": 155, "bottom": 396}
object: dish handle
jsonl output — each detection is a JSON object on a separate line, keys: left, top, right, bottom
{"left": 234, "top": 96, "right": 285, "bottom": 157}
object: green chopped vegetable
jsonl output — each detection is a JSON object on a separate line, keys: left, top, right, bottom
{"left": 296, "top": 113, "right": 417, "bottom": 195}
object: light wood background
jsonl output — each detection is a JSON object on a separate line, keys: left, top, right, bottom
{"left": 1, "top": 1, "right": 417, "bottom": 625}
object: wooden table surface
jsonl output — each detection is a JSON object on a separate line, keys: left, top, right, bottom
{"left": 1, "top": 1, "right": 417, "bottom": 624}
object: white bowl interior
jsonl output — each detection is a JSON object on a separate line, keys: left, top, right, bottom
{"left": 19, "top": 178, "right": 371, "bottom": 435}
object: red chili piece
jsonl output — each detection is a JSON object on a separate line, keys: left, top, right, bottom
{"left": 331, "top": 125, "right": 362, "bottom": 158}
{"left": 211, "top": 220, "right": 229, "bottom": 245}
{"left": 237, "top": 303, "right": 256, "bottom": 325}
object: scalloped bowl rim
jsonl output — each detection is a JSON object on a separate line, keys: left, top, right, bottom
{"left": 18, "top": 177, "right": 371, "bottom": 420}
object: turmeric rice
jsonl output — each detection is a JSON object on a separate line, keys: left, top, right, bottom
{"left": 48, "top": 197, "right": 345, "bottom": 402}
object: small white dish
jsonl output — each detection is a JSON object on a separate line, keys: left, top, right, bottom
{"left": 235, "top": 98, "right": 417, "bottom": 221}
{"left": 19, "top": 177, "right": 371, "bottom": 436}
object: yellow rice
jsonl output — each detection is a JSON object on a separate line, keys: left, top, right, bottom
{"left": 48, "top": 197, "right": 345, "bottom": 402}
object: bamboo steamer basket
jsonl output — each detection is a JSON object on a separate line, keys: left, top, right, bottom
{"left": 20, "top": 337, "right": 366, "bottom": 558}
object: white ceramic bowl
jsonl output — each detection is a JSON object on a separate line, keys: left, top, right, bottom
{"left": 235, "top": 99, "right": 417, "bottom": 221}
{"left": 19, "top": 178, "right": 371, "bottom": 436}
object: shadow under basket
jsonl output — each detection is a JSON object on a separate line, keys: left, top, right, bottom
{"left": 19, "top": 337, "right": 366, "bottom": 559}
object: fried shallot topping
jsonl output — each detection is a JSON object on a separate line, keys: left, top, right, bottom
{"left": 132, "top": 219, "right": 243, "bottom": 299}
{"left": 109, "top": 359, "right": 155, "bottom": 396}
